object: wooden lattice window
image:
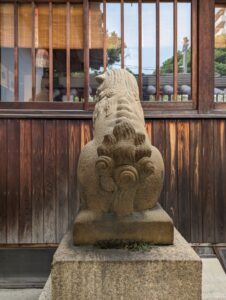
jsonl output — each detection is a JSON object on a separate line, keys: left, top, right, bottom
{"left": 214, "top": 3, "right": 226, "bottom": 107}
{"left": 0, "top": 0, "right": 197, "bottom": 111}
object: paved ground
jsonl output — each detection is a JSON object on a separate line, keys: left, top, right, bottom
{"left": 0, "top": 289, "right": 41, "bottom": 300}
{"left": 0, "top": 258, "right": 225, "bottom": 300}
{"left": 202, "top": 258, "right": 226, "bottom": 299}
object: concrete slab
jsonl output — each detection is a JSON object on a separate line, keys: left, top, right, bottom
{"left": 0, "top": 289, "right": 41, "bottom": 300}
{"left": 39, "top": 276, "right": 51, "bottom": 300}
{"left": 202, "top": 258, "right": 226, "bottom": 300}
{"left": 1, "top": 258, "right": 226, "bottom": 300}
{"left": 51, "top": 229, "right": 201, "bottom": 300}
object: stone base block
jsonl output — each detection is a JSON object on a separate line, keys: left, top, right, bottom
{"left": 39, "top": 276, "right": 51, "bottom": 300}
{"left": 52, "top": 229, "right": 202, "bottom": 300}
{"left": 73, "top": 203, "right": 173, "bottom": 245}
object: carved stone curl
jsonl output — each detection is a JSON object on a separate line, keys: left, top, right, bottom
{"left": 77, "top": 69, "right": 164, "bottom": 217}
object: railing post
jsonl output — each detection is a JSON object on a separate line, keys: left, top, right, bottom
{"left": 83, "top": 0, "right": 90, "bottom": 109}
{"left": 198, "top": 0, "right": 214, "bottom": 113}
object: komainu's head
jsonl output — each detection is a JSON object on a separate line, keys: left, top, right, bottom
{"left": 95, "top": 69, "right": 140, "bottom": 103}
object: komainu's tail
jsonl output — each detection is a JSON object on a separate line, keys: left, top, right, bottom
{"left": 95, "top": 121, "right": 155, "bottom": 216}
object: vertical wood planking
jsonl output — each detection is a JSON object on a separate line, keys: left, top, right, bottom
{"left": 19, "top": 120, "right": 32, "bottom": 243}
{"left": 80, "top": 121, "right": 92, "bottom": 149}
{"left": 165, "top": 121, "right": 178, "bottom": 227}
{"left": 49, "top": 2, "right": 53, "bottom": 102}
{"left": 0, "top": 121, "right": 7, "bottom": 243}
{"left": 43, "top": 121, "right": 56, "bottom": 243}
{"left": 190, "top": 121, "right": 202, "bottom": 242}
{"left": 177, "top": 121, "right": 190, "bottom": 240}
{"left": 2, "top": 119, "right": 226, "bottom": 245}
{"left": 31, "top": 120, "right": 44, "bottom": 243}
{"left": 152, "top": 120, "right": 166, "bottom": 208}
{"left": 56, "top": 121, "right": 69, "bottom": 242}
{"left": 214, "top": 120, "right": 226, "bottom": 242}
{"left": 202, "top": 120, "right": 215, "bottom": 243}
{"left": 68, "top": 121, "right": 81, "bottom": 226}
{"left": 121, "top": 0, "right": 124, "bottom": 68}
{"left": 90, "top": 120, "right": 94, "bottom": 140}
{"left": 7, "top": 120, "right": 20, "bottom": 243}
{"left": 145, "top": 121, "right": 153, "bottom": 144}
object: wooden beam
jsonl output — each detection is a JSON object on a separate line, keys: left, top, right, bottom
{"left": 173, "top": 0, "right": 178, "bottom": 101}
{"left": 83, "top": 0, "right": 90, "bottom": 109}
{"left": 32, "top": 2, "right": 36, "bottom": 102}
{"left": 103, "top": 0, "right": 107, "bottom": 71}
{"left": 138, "top": 0, "right": 142, "bottom": 100}
{"left": 14, "top": 3, "right": 18, "bottom": 102}
{"left": 191, "top": 0, "right": 198, "bottom": 108}
{"left": 121, "top": 0, "right": 124, "bottom": 68}
{"left": 156, "top": 0, "right": 160, "bottom": 101}
{"left": 49, "top": 2, "right": 53, "bottom": 102}
{"left": 198, "top": 0, "right": 214, "bottom": 113}
{"left": 66, "top": 2, "right": 71, "bottom": 101}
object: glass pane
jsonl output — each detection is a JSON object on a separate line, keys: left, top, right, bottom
{"left": 142, "top": 3, "right": 156, "bottom": 101}
{"left": 177, "top": 2, "right": 191, "bottom": 101}
{"left": 53, "top": 5, "right": 66, "bottom": 102}
{"left": 71, "top": 4, "right": 84, "bottom": 102}
{"left": 35, "top": 5, "right": 49, "bottom": 102}
{"left": 106, "top": 3, "right": 121, "bottom": 70}
{"left": 0, "top": 4, "right": 14, "bottom": 102}
{"left": 160, "top": 2, "right": 173, "bottom": 101}
{"left": 124, "top": 3, "right": 138, "bottom": 78}
{"left": 18, "top": 4, "right": 32, "bottom": 102}
{"left": 89, "top": 2, "right": 104, "bottom": 102}
{"left": 215, "top": 7, "right": 226, "bottom": 102}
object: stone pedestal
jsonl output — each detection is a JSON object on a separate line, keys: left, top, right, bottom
{"left": 50, "top": 229, "right": 202, "bottom": 300}
{"left": 73, "top": 203, "right": 174, "bottom": 245}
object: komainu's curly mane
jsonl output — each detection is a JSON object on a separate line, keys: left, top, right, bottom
{"left": 96, "top": 69, "right": 140, "bottom": 102}
{"left": 93, "top": 69, "right": 144, "bottom": 132}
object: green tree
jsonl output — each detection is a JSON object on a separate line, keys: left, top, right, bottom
{"left": 107, "top": 48, "right": 121, "bottom": 66}
{"left": 107, "top": 31, "right": 122, "bottom": 67}
{"left": 159, "top": 48, "right": 191, "bottom": 74}
{"left": 215, "top": 48, "right": 226, "bottom": 76}
{"left": 159, "top": 47, "right": 226, "bottom": 76}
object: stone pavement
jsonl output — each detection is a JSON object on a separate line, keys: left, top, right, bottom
{"left": 0, "top": 258, "right": 225, "bottom": 300}
{"left": 202, "top": 258, "right": 226, "bottom": 299}
{"left": 0, "top": 288, "right": 41, "bottom": 300}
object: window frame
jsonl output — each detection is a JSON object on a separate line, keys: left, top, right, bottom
{"left": 0, "top": 0, "right": 215, "bottom": 116}
{"left": 214, "top": 1, "right": 226, "bottom": 112}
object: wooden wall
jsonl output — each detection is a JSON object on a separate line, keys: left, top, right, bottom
{"left": 0, "top": 118, "right": 226, "bottom": 245}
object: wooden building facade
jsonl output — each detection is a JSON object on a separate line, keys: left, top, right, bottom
{"left": 0, "top": 0, "right": 226, "bottom": 248}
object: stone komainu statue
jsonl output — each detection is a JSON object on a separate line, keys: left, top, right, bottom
{"left": 78, "top": 69, "right": 164, "bottom": 217}
{"left": 51, "top": 72, "right": 199, "bottom": 300}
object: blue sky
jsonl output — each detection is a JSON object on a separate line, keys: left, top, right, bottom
{"left": 106, "top": 2, "right": 191, "bottom": 74}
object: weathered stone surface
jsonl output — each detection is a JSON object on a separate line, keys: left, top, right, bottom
{"left": 73, "top": 203, "right": 173, "bottom": 245}
{"left": 74, "top": 69, "right": 169, "bottom": 245}
{"left": 52, "top": 229, "right": 202, "bottom": 300}
{"left": 77, "top": 69, "right": 164, "bottom": 217}
{"left": 39, "top": 276, "right": 51, "bottom": 300}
